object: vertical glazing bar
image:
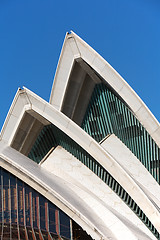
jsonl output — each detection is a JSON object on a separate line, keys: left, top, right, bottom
{"left": 116, "top": 99, "right": 123, "bottom": 143}
{"left": 36, "top": 196, "right": 40, "bottom": 229}
{"left": 1, "top": 171, "right": 4, "bottom": 239}
{"left": 22, "top": 186, "right": 28, "bottom": 240}
{"left": 130, "top": 113, "right": 136, "bottom": 156}
{"left": 134, "top": 117, "right": 140, "bottom": 160}
{"left": 9, "top": 175, "right": 11, "bottom": 240}
{"left": 137, "top": 120, "right": 143, "bottom": 164}
{"left": 152, "top": 141, "right": 156, "bottom": 179}
{"left": 143, "top": 129, "right": 148, "bottom": 169}
{"left": 0, "top": 169, "right": 2, "bottom": 238}
{"left": 97, "top": 86, "right": 110, "bottom": 135}
{"left": 29, "top": 191, "right": 36, "bottom": 240}
{"left": 150, "top": 138, "right": 154, "bottom": 179}
{"left": 55, "top": 210, "right": 60, "bottom": 238}
{"left": 154, "top": 142, "right": 158, "bottom": 182}
{"left": 16, "top": 180, "right": 20, "bottom": 240}
{"left": 45, "top": 201, "right": 48, "bottom": 232}
{"left": 70, "top": 219, "right": 73, "bottom": 240}
{"left": 146, "top": 132, "right": 151, "bottom": 171}
{"left": 121, "top": 104, "right": 130, "bottom": 149}
{"left": 94, "top": 88, "right": 106, "bottom": 139}
{"left": 157, "top": 147, "right": 160, "bottom": 184}
{"left": 44, "top": 201, "right": 52, "bottom": 240}
{"left": 140, "top": 126, "right": 145, "bottom": 166}
{"left": 128, "top": 111, "right": 134, "bottom": 153}
{"left": 91, "top": 93, "right": 100, "bottom": 141}
{"left": 100, "top": 87, "right": 112, "bottom": 135}
{"left": 108, "top": 91, "right": 117, "bottom": 134}
{"left": 99, "top": 85, "right": 112, "bottom": 135}
{"left": 29, "top": 191, "right": 33, "bottom": 227}
{"left": 36, "top": 196, "right": 43, "bottom": 240}
{"left": 131, "top": 115, "right": 137, "bottom": 158}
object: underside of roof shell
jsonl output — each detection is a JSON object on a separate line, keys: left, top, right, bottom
{"left": 1, "top": 87, "right": 160, "bottom": 238}
{"left": 49, "top": 31, "right": 160, "bottom": 148}
{"left": 0, "top": 32, "right": 160, "bottom": 240}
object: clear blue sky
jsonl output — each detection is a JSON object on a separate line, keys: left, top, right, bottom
{"left": 0, "top": 0, "right": 160, "bottom": 130}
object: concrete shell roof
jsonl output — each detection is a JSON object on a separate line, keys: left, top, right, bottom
{"left": 0, "top": 32, "right": 160, "bottom": 239}
{"left": 49, "top": 31, "right": 160, "bottom": 147}
{"left": 0, "top": 88, "right": 160, "bottom": 234}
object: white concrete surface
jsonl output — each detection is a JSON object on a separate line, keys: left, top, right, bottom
{"left": 42, "top": 146, "right": 157, "bottom": 240}
{"left": 101, "top": 134, "right": 160, "bottom": 211}
{"left": 0, "top": 31, "right": 160, "bottom": 240}
{"left": 49, "top": 31, "right": 160, "bottom": 148}
{"left": 0, "top": 139, "right": 156, "bottom": 239}
{"left": 0, "top": 141, "right": 105, "bottom": 240}
{"left": 0, "top": 87, "right": 160, "bottom": 236}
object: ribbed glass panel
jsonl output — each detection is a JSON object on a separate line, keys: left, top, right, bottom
{"left": 28, "top": 125, "right": 160, "bottom": 239}
{"left": 0, "top": 167, "right": 92, "bottom": 239}
{"left": 0, "top": 167, "right": 72, "bottom": 239}
{"left": 81, "top": 83, "right": 160, "bottom": 184}
{"left": 28, "top": 125, "right": 58, "bottom": 163}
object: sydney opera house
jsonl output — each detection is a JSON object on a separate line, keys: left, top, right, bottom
{"left": 0, "top": 31, "right": 160, "bottom": 240}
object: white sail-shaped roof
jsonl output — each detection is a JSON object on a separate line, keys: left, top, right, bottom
{"left": 0, "top": 32, "right": 160, "bottom": 240}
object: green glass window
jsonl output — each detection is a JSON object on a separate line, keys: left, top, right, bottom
{"left": 28, "top": 124, "right": 159, "bottom": 239}
{"left": 81, "top": 83, "right": 160, "bottom": 184}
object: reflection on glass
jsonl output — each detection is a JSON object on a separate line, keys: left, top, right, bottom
{"left": 39, "top": 195, "right": 46, "bottom": 231}
{"left": 10, "top": 174, "right": 17, "bottom": 224}
{"left": 0, "top": 167, "right": 71, "bottom": 239}
{"left": 48, "top": 201, "right": 56, "bottom": 234}
{"left": 59, "top": 211, "right": 71, "bottom": 239}
{"left": 25, "top": 186, "right": 30, "bottom": 226}
{"left": 3, "top": 170, "right": 10, "bottom": 224}
{"left": 18, "top": 180, "right": 24, "bottom": 225}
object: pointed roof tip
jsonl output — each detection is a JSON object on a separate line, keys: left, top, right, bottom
{"left": 66, "top": 31, "right": 75, "bottom": 36}
{"left": 50, "top": 31, "right": 160, "bottom": 148}
{"left": 70, "top": 30, "right": 80, "bottom": 38}
{"left": 63, "top": 31, "right": 76, "bottom": 42}
{"left": 67, "top": 30, "right": 75, "bottom": 34}
{"left": 66, "top": 30, "right": 79, "bottom": 38}
{"left": 70, "top": 30, "right": 75, "bottom": 34}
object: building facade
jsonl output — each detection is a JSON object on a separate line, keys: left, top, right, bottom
{"left": 0, "top": 32, "right": 160, "bottom": 239}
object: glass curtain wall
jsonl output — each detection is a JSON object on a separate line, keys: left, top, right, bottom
{"left": 81, "top": 83, "right": 160, "bottom": 184}
{"left": 28, "top": 124, "right": 160, "bottom": 239}
{"left": 0, "top": 167, "right": 71, "bottom": 240}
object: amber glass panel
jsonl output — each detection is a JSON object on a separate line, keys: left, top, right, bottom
{"left": 2, "top": 170, "right": 10, "bottom": 224}
{"left": 32, "top": 190, "right": 38, "bottom": 229}
{"left": 10, "top": 174, "right": 17, "bottom": 224}
{"left": 0, "top": 167, "right": 75, "bottom": 239}
{"left": 17, "top": 180, "right": 24, "bottom": 225}
{"left": 25, "top": 186, "right": 31, "bottom": 227}
{"left": 0, "top": 170, "right": 1, "bottom": 237}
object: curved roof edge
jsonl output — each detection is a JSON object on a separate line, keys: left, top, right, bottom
{"left": 0, "top": 142, "right": 105, "bottom": 240}
{"left": 1, "top": 87, "right": 160, "bottom": 233}
{"left": 49, "top": 31, "right": 160, "bottom": 148}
